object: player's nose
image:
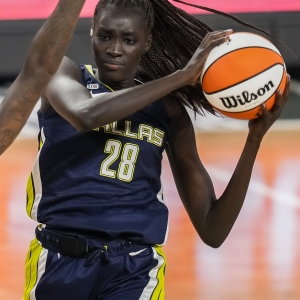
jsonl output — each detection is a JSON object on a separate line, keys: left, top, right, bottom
{"left": 107, "top": 39, "right": 122, "bottom": 57}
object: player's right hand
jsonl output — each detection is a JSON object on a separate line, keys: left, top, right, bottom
{"left": 182, "top": 29, "right": 233, "bottom": 86}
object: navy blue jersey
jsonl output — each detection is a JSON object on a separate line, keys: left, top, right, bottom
{"left": 26, "top": 64, "right": 173, "bottom": 245}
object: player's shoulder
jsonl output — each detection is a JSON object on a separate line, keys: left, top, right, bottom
{"left": 54, "top": 56, "right": 82, "bottom": 81}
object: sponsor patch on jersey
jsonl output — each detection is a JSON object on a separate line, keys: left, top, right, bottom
{"left": 87, "top": 84, "right": 99, "bottom": 89}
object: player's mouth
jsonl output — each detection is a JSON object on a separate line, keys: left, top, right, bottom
{"left": 103, "top": 60, "right": 124, "bottom": 70}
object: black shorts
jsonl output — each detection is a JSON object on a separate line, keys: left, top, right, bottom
{"left": 23, "top": 227, "right": 166, "bottom": 300}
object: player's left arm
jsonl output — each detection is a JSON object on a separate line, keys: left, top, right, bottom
{"left": 165, "top": 78, "right": 290, "bottom": 248}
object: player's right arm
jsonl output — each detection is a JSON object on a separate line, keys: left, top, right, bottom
{"left": 0, "top": 0, "right": 86, "bottom": 155}
{"left": 43, "top": 30, "right": 232, "bottom": 131}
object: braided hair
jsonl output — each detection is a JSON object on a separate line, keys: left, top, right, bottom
{"left": 93, "top": 0, "right": 273, "bottom": 115}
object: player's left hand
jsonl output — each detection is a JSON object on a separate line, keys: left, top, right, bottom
{"left": 247, "top": 73, "right": 290, "bottom": 142}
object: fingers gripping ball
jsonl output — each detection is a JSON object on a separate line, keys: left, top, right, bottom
{"left": 200, "top": 32, "right": 287, "bottom": 120}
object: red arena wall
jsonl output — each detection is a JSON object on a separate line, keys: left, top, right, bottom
{"left": 1, "top": 0, "right": 300, "bottom": 20}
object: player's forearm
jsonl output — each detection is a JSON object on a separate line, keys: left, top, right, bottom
{"left": 204, "top": 138, "right": 261, "bottom": 247}
{"left": 0, "top": 0, "right": 85, "bottom": 155}
{"left": 23, "top": 0, "right": 86, "bottom": 78}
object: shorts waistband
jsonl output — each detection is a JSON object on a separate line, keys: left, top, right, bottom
{"left": 35, "top": 226, "right": 149, "bottom": 259}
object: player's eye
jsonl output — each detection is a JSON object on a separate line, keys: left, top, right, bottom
{"left": 98, "top": 34, "right": 109, "bottom": 41}
{"left": 124, "top": 38, "right": 135, "bottom": 45}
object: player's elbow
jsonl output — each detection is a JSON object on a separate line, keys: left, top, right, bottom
{"left": 72, "top": 121, "right": 90, "bottom": 133}
{"left": 73, "top": 103, "right": 114, "bottom": 132}
{"left": 71, "top": 109, "right": 101, "bottom": 133}
{"left": 69, "top": 98, "right": 114, "bottom": 132}
{"left": 200, "top": 232, "right": 226, "bottom": 249}
{"left": 203, "top": 239, "right": 224, "bottom": 249}
{"left": 71, "top": 116, "right": 94, "bottom": 132}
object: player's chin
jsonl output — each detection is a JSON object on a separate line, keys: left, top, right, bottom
{"left": 100, "top": 64, "right": 137, "bottom": 84}
{"left": 110, "top": 74, "right": 129, "bottom": 84}
{"left": 100, "top": 70, "right": 126, "bottom": 82}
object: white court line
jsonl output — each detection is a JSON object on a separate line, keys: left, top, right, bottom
{"left": 206, "top": 165, "right": 300, "bottom": 208}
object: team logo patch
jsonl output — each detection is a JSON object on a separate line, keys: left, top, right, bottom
{"left": 87, "top": 84, "right": 99, "bottom": 89}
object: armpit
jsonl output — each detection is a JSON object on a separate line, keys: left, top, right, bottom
{"left": 163, "top": 96, "right": 193, "bottom": 130}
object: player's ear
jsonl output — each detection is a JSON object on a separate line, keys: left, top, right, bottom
{"left": 90, "top": 19, "right": 94, "bottom": 37}
{"left": 143, "top": 34, "right": 152, "bottom": 54}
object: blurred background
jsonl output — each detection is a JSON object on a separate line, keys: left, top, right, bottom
{"left": 0, "top": 1, "right": 299, "bottom": 299}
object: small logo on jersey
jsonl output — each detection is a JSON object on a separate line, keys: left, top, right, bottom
{"left": 87, "top": 84, "right": 99, "bottom": 89}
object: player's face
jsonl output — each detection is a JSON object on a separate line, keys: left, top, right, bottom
{"left": 92, "top": 6, "right": 152, "bottom": 89}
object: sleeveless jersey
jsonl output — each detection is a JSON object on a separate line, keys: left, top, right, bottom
{"left": 26, "top": 64, "right": 173, "bottom": 245}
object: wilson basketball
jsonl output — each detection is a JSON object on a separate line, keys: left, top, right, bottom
{"left": 200, "top": 32, "right": 287, "bottom": 120}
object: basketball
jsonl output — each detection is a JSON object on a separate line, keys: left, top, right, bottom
{"left": 200, "top": 32, "right": 287, "bottom": 120}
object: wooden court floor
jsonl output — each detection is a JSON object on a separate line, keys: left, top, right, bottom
{"left": 0, "top": 130, "right": 300, "bottom": 300}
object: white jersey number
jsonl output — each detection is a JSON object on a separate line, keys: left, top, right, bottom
{"left": 100, "top": 139, "right": 139, "bottom": 182}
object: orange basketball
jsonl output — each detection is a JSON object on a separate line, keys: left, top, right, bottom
{"left": 200, "top": 32, "right": 287, "bottom": 120}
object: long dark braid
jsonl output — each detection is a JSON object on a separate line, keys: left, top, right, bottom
{"left": 142, "top": 0, "right": 216, "bottom": 114}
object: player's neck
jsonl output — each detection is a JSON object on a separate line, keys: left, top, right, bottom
{"left": 94, "top": 69, "right": 137, "bottom": 91}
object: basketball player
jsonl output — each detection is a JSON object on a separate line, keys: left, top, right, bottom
{"left": 24, "top": 0, "right": 290, "bottom": 299}
{"left": 0, "top": 0, "right": 86, "bottom": 156}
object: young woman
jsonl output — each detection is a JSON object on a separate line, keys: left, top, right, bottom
{"left": 0, "top": 0, "right": 86, "bottom": 156}
{"left": 25, "top": 0, "right": 290, "bottom": 299}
